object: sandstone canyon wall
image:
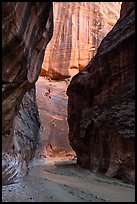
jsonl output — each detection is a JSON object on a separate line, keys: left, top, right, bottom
{"left": 41, "top": 2, "right": 121, "bottom": 79}
{"left": 67, "top": 2, "right": 135, "bottom": 183}
{"left": 2, "top": 2, "right": 53, "bottom": 185}
{"left": 35, "top": 77, "right": 74, "bottom": 158}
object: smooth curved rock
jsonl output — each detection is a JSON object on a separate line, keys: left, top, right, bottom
{"left": 2, "top": 2, "right": 53, "bottom": 185}
{"left": 67, "top": 2, "right": 135, "bottom": 183}
{"left": 41, "top": 2, "right": 121, "bottom": 79}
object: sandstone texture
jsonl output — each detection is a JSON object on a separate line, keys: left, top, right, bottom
{"left": 41, "top": 2, "right": 121, "bottom": 79}
{"left": 35, "top": 76, "right": 74, "bottom": 158}
{"left": 2, "top": 2, "right": 53, "bottom": 185}
{"left": 67, "top": 2, "right": 135, "bottom": 183}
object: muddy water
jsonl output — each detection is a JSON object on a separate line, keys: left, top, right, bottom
{"left": 2, "top": 157, "right": 135, "bottom": 202}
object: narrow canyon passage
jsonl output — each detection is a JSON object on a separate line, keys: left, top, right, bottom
{"left": 34, "top": 76, "right": 76, "bottom": 159}
{"left": 2, "top": 75, "right": 135, "bottom": 202}
{"left": 2, "top": 2, "right": 135, "bottom": 203}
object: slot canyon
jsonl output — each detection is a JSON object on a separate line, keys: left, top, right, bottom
{"left": 2, "top": 2, "right": 135, "bottom": 202}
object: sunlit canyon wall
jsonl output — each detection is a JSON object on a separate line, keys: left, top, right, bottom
{"left": 41, "top": 2, "right": 121, "bottom": 79}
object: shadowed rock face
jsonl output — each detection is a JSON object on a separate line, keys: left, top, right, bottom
{"left": 2, "top": 2, "right": 53, "bottom": 185}
{"left": 120, "top": 2, "right": 134, "bottom": 17}
{"left": 41, "top": 2, "right": 121, "bottom": 79}
{"left": 67, "top": 2, "right": 135, "bottom": 183}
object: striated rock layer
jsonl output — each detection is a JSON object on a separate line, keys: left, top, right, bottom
{"left": 41, "top": 2, "right": 121, "bottom": 79}
{"left": 67, "top": 2, "right": 135, "bottom": 183}
{"left": 2, "top": 2, "right": 53, "bottom": 185}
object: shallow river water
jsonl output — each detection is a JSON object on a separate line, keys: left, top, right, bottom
{"left": 2, "top": 157, "right": 135, "bottom": 202}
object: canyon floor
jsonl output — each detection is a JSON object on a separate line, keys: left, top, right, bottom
{"left": 2, "top": 156, "right": 135, "bottom": 202}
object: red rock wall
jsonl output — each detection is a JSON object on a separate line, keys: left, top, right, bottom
{"left": 67, "top": 2, "right": 135, "bottom": 183}
{"left": 35, "top": 77, "right": 74, "bottom": 158}
{"left": 2, "top": 2, "right": 53, "bottom": 185}
{"left": 41, "top": 2, "right": 121, "bottom": 79}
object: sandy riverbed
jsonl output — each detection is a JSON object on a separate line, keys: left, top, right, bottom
{"left": 2, "top": 157, "right": 135, "bottom": 202}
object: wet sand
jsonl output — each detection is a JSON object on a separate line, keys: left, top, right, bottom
{"left": 2, "top": 157, "right": 135, "bottom": 202}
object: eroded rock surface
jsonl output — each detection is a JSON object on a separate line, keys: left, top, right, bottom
{"left": 67, "top": 2, "right": 135, "bottom": 183}
{"left": 2, "top": 2, "right": 53, "bottom": 185}
{"left": 41, "top": 2, "right": 121, "bottom": 79}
